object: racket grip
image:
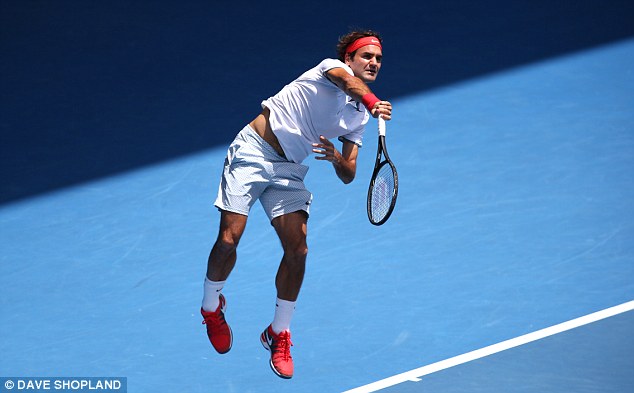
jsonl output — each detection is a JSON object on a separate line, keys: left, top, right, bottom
{"left": 378, "top": 115, "right": 386, "bottom": 136}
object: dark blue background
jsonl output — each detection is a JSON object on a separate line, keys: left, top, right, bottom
{"left": 2, "top": 0, "right": 633, "bottom": 204}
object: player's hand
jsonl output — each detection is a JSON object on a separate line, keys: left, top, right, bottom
{"left": 312, "top": 136, "right": 339, "bottom": 163}
{"left": 371, "top": 100, "right": 392, "bottom": 120}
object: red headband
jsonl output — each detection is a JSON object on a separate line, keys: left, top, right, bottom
{"left": 345, "top": 36, "right": 382, "bottom": 54}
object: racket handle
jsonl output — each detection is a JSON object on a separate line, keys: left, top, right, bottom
{"left": 378, "top": 115, "right": 386, "bottom": 136}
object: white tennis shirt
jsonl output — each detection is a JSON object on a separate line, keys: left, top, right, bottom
{"left": 261, "top": 58, "right": 370, "bottom": 163}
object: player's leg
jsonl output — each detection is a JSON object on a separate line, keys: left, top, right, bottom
{"left": 260, "top": 210, "right": 307, "bottom": 379}
{"left": 201, "top": 210, "right": 247, "bottom": 354}
{"left": 202, "top": 124, "right": 271, "bottom": 354}
{"left": 255, "top": 144, "right": 311, "bottom": 378}
{"left": 272, "top": 210, "right": 308, "bottom": 302}
{"left": 206, "top": 210, "right": 248, "bottom": 282}
{"left": 203, "top": 210, "right": 248, "bottom": 311}
{"left": 204, "top": 125, "right": 263, "bottom": 312}
{"left": 260, "top": 160, "right": 311, "bottom": 303}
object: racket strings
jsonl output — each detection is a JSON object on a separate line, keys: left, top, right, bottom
{"left": 369, "top": 164, "right": 396, "bottom": 222}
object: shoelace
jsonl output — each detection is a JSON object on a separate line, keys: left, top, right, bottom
{"left": 202, "top": 310, "right": 226, "bottom": 328}
{"left": 272, "top": 331, "right": 293, "bottom": 361}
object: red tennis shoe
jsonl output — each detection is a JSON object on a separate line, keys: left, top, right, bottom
{"left": 260, "top": 325, "right": 294, "bottom": 379}
{"left": 201, "top": 294, "right": 232, "bottom": 354}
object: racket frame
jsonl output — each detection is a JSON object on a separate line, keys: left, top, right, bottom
{"left": 367, "top": 117, "right": 398, "bottom": 225}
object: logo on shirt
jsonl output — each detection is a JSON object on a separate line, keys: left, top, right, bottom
{"left": 349, "top": 97, "right": 363, "bottom": 112}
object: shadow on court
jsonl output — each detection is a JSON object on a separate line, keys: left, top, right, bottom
{"left": 1, "top": 0, "right": 633, "bottom": 204}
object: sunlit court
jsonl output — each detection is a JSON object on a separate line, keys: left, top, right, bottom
{"left": 1, "top": 2, "right": 633, "bottom": 392}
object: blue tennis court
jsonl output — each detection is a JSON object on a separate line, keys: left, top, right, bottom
{"left": 1, "top": 2, "right": 633, "bottom": 393}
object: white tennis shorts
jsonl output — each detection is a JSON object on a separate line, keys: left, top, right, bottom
{"left": 214, "top": 125, "right": 312, "bottom": 221}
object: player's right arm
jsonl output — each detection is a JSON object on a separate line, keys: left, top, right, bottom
{"left": 325, "top": 67, "right": 392, "bottom": 120}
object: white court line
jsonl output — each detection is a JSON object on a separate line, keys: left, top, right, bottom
{"left": 343, "top": 300, "right": 634, "bottom": 393}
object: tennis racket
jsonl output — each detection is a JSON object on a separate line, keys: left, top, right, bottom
{"left": 367, "top": 116, "right": 398, "bottom": 225}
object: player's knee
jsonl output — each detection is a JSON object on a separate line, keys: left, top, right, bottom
{"left": 284, "top": 243, "right": 308, "bottom": 264}
{"left": 213, "top": 234, "right": 239, "bottom": 256}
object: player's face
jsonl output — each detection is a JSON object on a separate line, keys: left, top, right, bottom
{"left": 346, "top": 45, "right": 383, "bottom": 83}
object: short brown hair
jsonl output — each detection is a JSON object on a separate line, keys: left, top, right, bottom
{"left": 336, "top": 29, "right": 383, "bottom": 62}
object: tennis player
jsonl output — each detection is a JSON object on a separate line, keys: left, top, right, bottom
{"left": 200, "top": 30, "right": 392, "bottom": 379}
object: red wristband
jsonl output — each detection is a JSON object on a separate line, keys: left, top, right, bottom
{"left": 361, "top": 93, "right": 380, "bottom": 112}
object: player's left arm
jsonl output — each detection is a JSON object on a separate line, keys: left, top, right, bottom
{"left": 312, "top": 137, "right": 358, "bottom": 184}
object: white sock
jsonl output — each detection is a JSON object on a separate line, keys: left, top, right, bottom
{"left": 202, "top": 278, "right": 225, "bottom": 312}
{"left": 271, "top": 298, "right": 296, "bottom": 334}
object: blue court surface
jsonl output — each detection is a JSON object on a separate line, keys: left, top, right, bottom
{"left": 2, "top": 3, "right": 634, "bottom": 393}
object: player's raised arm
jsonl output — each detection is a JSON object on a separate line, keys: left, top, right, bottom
{"left": 325, "top": 68, "right": 392, "bottom": 120}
